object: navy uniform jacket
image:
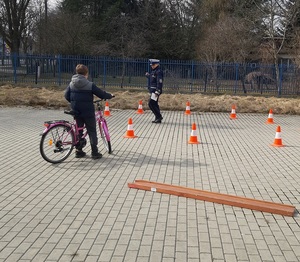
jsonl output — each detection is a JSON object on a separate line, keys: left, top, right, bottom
{"left": 65, "top": 74, "right": 113, "bottom": 118}
{"left": 147, "top": 66, "right": 163, "bottom": 95}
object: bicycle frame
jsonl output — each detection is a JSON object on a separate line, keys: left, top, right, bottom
{"left": 42, "top": 119, "right": 88, "bottom": 146}
{"left": 94, "top": 99, "right": 112, "bottom": 153}
{"left": 95, "top": 110, "right": 111, "bottom": 141}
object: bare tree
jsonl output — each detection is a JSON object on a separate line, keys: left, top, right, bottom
{"left": 253, "top": 0, "right": 300, "bottom": 94}
{"left": 163, "top": 0, "right": 201, "bottom": 59}
{"left": 196, "top": 14, "right": 259, "bottom": 92}
{"left": 22, "top": 0, "right": 47, "bottom": 54}
{"left": 0, "top": 0, "right": 31, "bottom": 57}
{"left": 294, "top": 32, "right": 300, "bottom": 67}
{"left": 41, "top": 11, "right": 91, "bottom": 55}
{"left": 97, "top": 13, "right": 148, "bottom": 58}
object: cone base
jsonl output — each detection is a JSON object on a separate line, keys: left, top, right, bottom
{"left": 188, "top": 137, "right": 200, "bottom": 144}
{"left": 124, "top": 135, "right": 137, "bottom": 138}
{"left": 124, "top": 130, "right": 137, "bottom": 138}
{"left": 230, "top": 115, "right": 237, "bottom": 119}
{"left": 188, "top": 141, "right": 200, "bottom": 144}
{"left": 266, "top": 120, "right": 274, "bottom": 124}
{"left": 271, "top": 143, "right": 285, "bottom": 147}
{"left": 104, "top": 113, "right": 111, "bottom": 117}
{"left": 136, "top": 111, "right": 144, "bottom": 114}
{"left": 185, "top": 112, "right": 191, "bottom": 115}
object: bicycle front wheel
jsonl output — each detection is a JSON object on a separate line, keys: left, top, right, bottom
{"left": 99, "top": 121, "right": 112, "bottom": 154}
{"left": 40, "top": 124, "right": 75, "bottom": 163}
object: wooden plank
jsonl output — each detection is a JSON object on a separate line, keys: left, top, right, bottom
{"left": 128, "top": 180, "right": 296, "bottom": 217}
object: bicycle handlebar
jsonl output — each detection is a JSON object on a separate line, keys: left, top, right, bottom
{"left": 93, "top": 95, "right": 115, "bottom": 104}
{"left": 93, "top": 95, "right": 116, "bottom": 104}
{"left": 94, "top": 99, "right": 104, "bottom": 103}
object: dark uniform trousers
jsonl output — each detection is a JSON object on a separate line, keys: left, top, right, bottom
{"left": 148, "top": 95, "right": 162, "bottom": 120}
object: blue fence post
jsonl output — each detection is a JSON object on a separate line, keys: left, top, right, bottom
{"left": 35, "top": 60, "right": 39, "bottom": 84}
{"left": 13, "top": 53, "right": 17, "bottom": 83}
{"left": 147, "top": 59, "right": 150, "bottom": 88}
{"left": 204, "top": 67, "right": 208, "bottom": 92}
{"left": 234, "top": 63, "right": 239, "bottom": 94}
{"left": 190, "top": 60, "right": 194, "bottom": 93}
{"left": 278, "top": 64, "right": 282, "bottom": 97}
{"left": 57, "top": 55, "right": 61, "bottom": 86}
{"left": 102, "top": 57, "right": 106, "bottom": 89}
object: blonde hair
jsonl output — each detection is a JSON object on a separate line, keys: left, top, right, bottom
{"left": 76, "top": 64, "right": 88, "bottom": 76}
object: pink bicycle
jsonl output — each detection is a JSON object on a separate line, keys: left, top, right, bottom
{"left": 40, "top": 99, "right": 112, "bottom": 163}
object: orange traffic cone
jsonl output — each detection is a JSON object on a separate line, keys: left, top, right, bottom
{"left": 136, "top": 100, "right": 144, "bottom": 114}
{"left": 188, "top": 123, "right": 200, "bottom": 144}
{"left": 185, "top": 101, "right": 191, "bottom": 115}
{"left": 266, "top": 109, "right": 274, "bottom": 124}
{"left": 271, "top": 126, "right": 284, "bottom": 147}
{"left": 230, "top": 105, "right": 237, "bottom": 119}
{"left": 104, "top": 102, "right": 111, "bottom": 116}
{"left": 124, "top": 118, "right": 137, "bottom": 138}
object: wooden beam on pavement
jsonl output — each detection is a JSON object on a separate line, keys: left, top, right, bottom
{"left": 128, "top": 180, "right": 296, "bottom": 217}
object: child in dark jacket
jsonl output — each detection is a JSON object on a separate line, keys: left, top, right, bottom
{"left": 65, "top": 64, "right": 114, "bottom": 159}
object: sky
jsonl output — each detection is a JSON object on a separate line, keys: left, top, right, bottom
{"left": 48, "top": 0, "right": 60, "bottom": 9}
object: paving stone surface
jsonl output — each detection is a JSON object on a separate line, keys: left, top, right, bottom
{"left": 0, "top": 106, "right": 299, "bottom": 262}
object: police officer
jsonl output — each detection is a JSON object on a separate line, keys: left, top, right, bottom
{"left": 145, "top": 59, "right": 163, "bottom": 123}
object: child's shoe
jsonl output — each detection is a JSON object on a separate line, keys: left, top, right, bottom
{"left": 91, "top": 152, "right": 102, "bottom": 159}
{"left": 75, "top": 150, "right": 86, "bottom": 158}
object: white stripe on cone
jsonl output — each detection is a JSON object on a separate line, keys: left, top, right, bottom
{"left": 190, "top": 130, "right": 197, "bottom": 136}
{"left": 274, "top": 132, "right": 281, "bottom": 139}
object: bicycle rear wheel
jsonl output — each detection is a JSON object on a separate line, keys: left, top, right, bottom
{"left": 40, "top": 124, "right": 75, "bottom": 163}
{"left": 99, "top": 121, "right": 112, "bottom": 154}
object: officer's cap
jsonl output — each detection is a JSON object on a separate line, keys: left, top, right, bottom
{"left": 149, "top": 59, "right": 160, "bottom": 65}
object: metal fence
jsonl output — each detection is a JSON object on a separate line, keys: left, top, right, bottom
{"left": 1, "top": 53, "right": 300, "bottom": 96}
